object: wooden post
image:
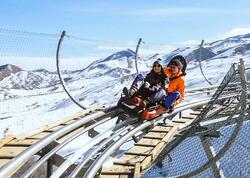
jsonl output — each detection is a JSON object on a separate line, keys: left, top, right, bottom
{"left": 134, "top": 162, "right": 141, "bottom": 178}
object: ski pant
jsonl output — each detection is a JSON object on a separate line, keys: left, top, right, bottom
{"left": 149, "top": 88, "right": 167, "bottom": 103}
{"left": 130, "top": 74, "right": 144, "bottom": 90}
{"left": 130, "top": 74, "right": 166, "bottom": 101}
{"left": 162, "top": 91, "right": 180, "bottom": 109}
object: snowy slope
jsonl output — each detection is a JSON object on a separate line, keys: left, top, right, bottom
{"left": 0, "top": 33, "right": 250, "bottom": 140}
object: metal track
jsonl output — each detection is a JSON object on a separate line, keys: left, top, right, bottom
{"left": 0, "top": 86, "right": 249, "bottom": 177}
{"left": 0, "top": 105, "right": 118, "bottom": 177}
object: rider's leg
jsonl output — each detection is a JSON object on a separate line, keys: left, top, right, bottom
{"left": 149, "top": 89, "right": 167, "bottom": 103}
{"left": 162, "top": 91, "right": 180, "bottom": 111}
{"left": 124, "top": 74, "right": 145, "bottom": 97}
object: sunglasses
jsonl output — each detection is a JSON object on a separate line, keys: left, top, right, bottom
{"left": 153, "top": 64, "right": 161, "bottom": 68}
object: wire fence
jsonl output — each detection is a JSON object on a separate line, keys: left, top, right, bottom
{"left": 142, "top": 61, "right": 249, "bottom": 178}
{"left": 0, "top": 28, "right": 140, "bottom": 140}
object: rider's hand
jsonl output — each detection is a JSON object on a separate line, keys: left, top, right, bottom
{"left": 149, "top": 86, "right": 158, "bottom": 92}
{"left": 144, "top": 82, "right": 150, "bottom": 88}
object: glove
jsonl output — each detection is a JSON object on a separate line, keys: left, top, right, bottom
{"left": 144, "top": 82, "right": 150, "bottom": 89}
{"left": 149, "top": 86, "right": 158, "bottom": 92}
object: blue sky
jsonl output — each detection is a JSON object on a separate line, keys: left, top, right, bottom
{"left": 1, "top": 0, "right": 250, "bottom": 70}
{"left": 1, "top": 0, "right": 250, "bottom": 43}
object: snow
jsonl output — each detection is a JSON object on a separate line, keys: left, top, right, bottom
{"left": 0, "top": 40, "right": 249, "bottom": 139}
{"left": 0, "top": 33, "right": 250, "bottom": 176}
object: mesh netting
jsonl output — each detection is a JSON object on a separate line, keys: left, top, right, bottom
{"left": 143, "top": 121, "right": 250, "bottom": 178}
{"left": 0, "top": 28, "right": 63, "bottom": 139}
{"left": 0, "top": 28, "right": 139, "bottom": 139}
{"left": 57, "top": 33, "right": 139, "bottom": 107}
{"left": 142, "top": 62, "right": 249, "bottom": 177}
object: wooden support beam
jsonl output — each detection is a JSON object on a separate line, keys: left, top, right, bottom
{"left": 6, "top": 139, "right": 39, "bottom": 146}
{"left": 0, "top": 136, "right": 15, "bottom": 148}
{"left": 0, "top": 146, "right": 28, "bottom": 158}
{"left": 134, "top": 163, "right": 141, "bottom": 178}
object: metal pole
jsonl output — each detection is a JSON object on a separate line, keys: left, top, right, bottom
{"left": 56, "top": 31, "right": 86, "bottom": 110}
{"left": 135, "top": 38, "right": 142, "bottom": 74}
{"left": 198, "top": 40, "right": 213, "bottom": 86}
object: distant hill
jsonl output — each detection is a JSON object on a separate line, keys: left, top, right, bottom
{"left": 0, "top": 64, "right": 22, "bottom": 80}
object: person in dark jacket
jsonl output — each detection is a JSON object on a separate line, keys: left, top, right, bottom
{"left": 123, "top": 59, "right": 167, "bottom": 107}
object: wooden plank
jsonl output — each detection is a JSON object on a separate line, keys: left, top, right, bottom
{"left": 190, "top": 111, "right": 201, "bottom": 115}
{"left": 0, "top": 159, "right": 11, "bottom": 168}
{"left": 134, "top": 163, "right": 141, "bottom": 178}
{"left": 46, "top": 125, "right": 64, "bottom": 132}
{"left": 0, "top": 136, "right": 15, "bottom": 148}
{"left": 143, "top": 132, "right": 166, "bottom": 139}
{"left": 172, "top": 120, "right": 187, "bottom": 124}
{"left": 28, "top": 132, "right": 50, "bottom": 139}
{"left": 135, "top": 138, "right": 160, "bottom": 147}
{"left": 141, "top": 127, "right": 178, "bottom": 170}
{"left": 182, "top": 115, "right": 197, "bottom": 119}
{"left": 101, "top": 165, "right": 134, "bottom": 174}
{"left": 125, "top": 146, "right": 153, "bottom": 156}
{"left": 100, "top": 175, "right": 120, "bottom": 178}
{"left": 17, "top": 105, "right": 102, "bottom": 140}
{"left": 6, "top": 139, "right": 39, "bottom": 146}
{"left": 150, "top": 126, "right": 171, "bottom": 133}
{"left": 172, "top": 118, "right": 194, "bottom": 123}
{"left": 101, "top": 175, "right": 131, "bottom": 178}
{"left": 156, "top": 124, "right": 173, "bottom": 128}
{"left": 57, "top": 126, "right": 85, "bottom": 143}
{"left": 60, "top": 119, "right": 76, "bottom": 125}
{"left": 0, "top": 146, "right": 27, "bottom": 158}
{"left": 114, "top": 155, "right": 145, "bottom": 166}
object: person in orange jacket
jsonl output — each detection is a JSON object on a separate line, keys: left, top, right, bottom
{"left": 138, "top": 55, "right": 186, "bottom": 110}
{"left": 162, "top": 55, "right": 185, "bottom": 111}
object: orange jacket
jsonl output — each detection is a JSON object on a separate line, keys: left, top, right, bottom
{"left": 163, "top": 67, "right": 185, "bottom": 105}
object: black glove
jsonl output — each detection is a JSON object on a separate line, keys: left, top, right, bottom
{"left": 143, "top": 82, "right": 150, "bottom": 89}
{"left": 149, "top": 86, "right": 158, "bottom": 92}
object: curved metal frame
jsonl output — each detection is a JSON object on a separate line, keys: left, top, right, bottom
{"left": 0, "top": 107, "right": 117, "bottom": 177}
{"left": 56, "top": 31, "right": 86, "bottom": 110}
{"left": 134, "top": 38, "right": 142, "bottom": 74}
{"left": 177, "top": 60, "right": 247, "bottom": 178}
{"left": 22, "top": 115, "right": 115, "bottom": 178}
{"left": 198, "top": 40, "right": 213, "bottom": 86}
{"left": 83, "top": 97, "right": 233, "bottom": 178}
{"left": 69, "top": 125, "right": 134, "bottom": 177}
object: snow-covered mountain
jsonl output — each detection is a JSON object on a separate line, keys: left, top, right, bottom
{"left": 0, "top": 32, "right": 250, "bottom": 142}
{"left": 0, "top": 70, "right": 59, "bottom": 90}
{"left": 1, "top": 32, "right": 250, "bottom": 98}
{"left": 162, "top": 33, "right": 250, "bottom": 63}
{"left": 79, "top": 49, "right": 136, "bottom": 78}
{"left": 0, "top": 64, "right": 22, "bottom": 80}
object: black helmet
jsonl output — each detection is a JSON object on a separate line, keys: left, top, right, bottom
{"left": 171, "top": 59, "right": 183, "bottom": 70}
{"left": 168, "top": 55, "right": 187, "bottom": 76}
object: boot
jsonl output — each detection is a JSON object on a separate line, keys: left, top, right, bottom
{"left": 129, "top": 88, "right": 137, "bottom": 97}
{"left": 123, "top": 87, "right": 137, "bottom": 98}
{"left": 123, "top": 87, "right": 130, "bottom": 97}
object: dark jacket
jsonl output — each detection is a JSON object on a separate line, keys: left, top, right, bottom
{"left": 139, "top": 69, "right": 167, "bottom": 97}
{"left": 145, "top": 69, "right": 167, "bottom": 89}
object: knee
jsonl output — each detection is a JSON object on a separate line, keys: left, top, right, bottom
{"left": 136, "top": 74, "right": 144, "bottom": 81}
{"left": 172, "top": 91, "right": 180, "bottom": 99}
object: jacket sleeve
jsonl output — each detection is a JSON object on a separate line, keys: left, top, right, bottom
{"left": 163, "top": 67, "right": 172, "bottom": 77}
{"left": 175, "top": 77, "right": 185, "bottom": 105}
